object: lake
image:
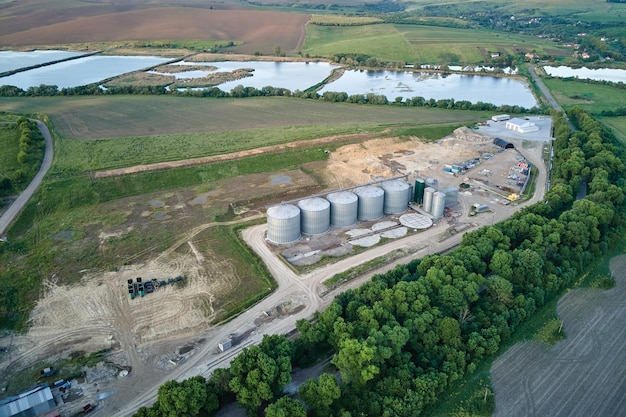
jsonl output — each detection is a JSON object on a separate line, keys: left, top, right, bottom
{"left": 155, "top": 60, "right": 339, "bottom": 92}
{"left": 319, "top": 70, "right": 537, "bottom": 108}
{"left": 1, "top": 55, "right": 170, "bottom": 90}
{"left": 0, "top": 50, "right": 87, "bottom": 73}
{"left": 543, "top": 66, "right": 626, "bottom": 83}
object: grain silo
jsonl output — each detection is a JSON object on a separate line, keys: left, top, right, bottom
{"left": 327, "top": 191, "right": 358, "bottom": 227}
{"left": 298, "top": 197, "right": 331, "bottom": 235}
{"left": 443, "top": 186, "right": 459, "bottom": 207}
{"left": 432, "top": 191, "right": 446, "bottom": 219}
{"left": 354, "top": 185, "right": 384, "bottom": 221}
{"left": 382, "top": 180, "right": 410, "bottom": 214}
{"left": 423, "top": 187, "right": 435, "bottom": 213}
{"left": 266, "top": 204, "right": 301, "bottom": 244}
{"left": 414, "top": 178, "right": 426, "bottom": 204}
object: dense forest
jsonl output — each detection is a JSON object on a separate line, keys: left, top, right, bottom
{"left": 131, "top": 107, "right": 626, "bottom": 417}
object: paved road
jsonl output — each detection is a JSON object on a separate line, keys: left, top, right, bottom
{"left": 107, "top": 144, "right": 548, "bottom": 417}
{"left": 528, "top": 64, "right": 575, "bottom": 131}
{"left": 0, "top": 120, "right": 53, "bottom": 237}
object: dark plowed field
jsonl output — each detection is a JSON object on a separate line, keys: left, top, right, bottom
{"left": 491, "top": 255, "right": 626, "bottom": 417}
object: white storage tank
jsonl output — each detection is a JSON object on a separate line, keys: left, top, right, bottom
{"left": 443, "top": 186, "right": 459, "bottom": 207}
{"left": 266, "top": 204, "right": 301, "bottom": 244}
{"left": 382, "top": 180, "right": 410, "bottom": 214}
{"left": 327, "top": 191, "right": 358, "bottom": 227}
{"left": 354, "top": 185, "right": 384, "bottom": 221}
{"left": 423, "top": 187, "right": 435, "bottom": 213}
{"left": 298, "top": 197, "right": 331, "bottom": 235}
{"left": 432, "top": 191, "right": 446, "bottom": 219}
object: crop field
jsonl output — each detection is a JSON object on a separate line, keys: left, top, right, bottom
{"left": 302, "top": 24, "right": 570, "bottom": 63}
{"left": 0, "top": 3, "right": 308, "bottom": 55}
{"left": 491, "top": 254, "right": 626, "bottom": 417}
{"left": 541, "top": 78, "right": 626, "bottom": 113}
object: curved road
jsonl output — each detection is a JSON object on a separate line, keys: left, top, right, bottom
{"left": 107, "top": 143, "right": 547, "bottom": 417}
{"left": 0, "top": 120, "right": 53, "bottom": 237}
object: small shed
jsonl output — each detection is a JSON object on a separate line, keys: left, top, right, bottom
{"left": 493, "top": 137, "right": 514, "bottom": 149}
{"left": 491, "top": 114, "right": 510, "bottom": 122}
{"left": 218, "top": 338, "right": 232, "bottom": 352}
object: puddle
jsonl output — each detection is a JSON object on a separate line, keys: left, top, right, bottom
{"left": 190, "top": 192, "right": 211, "bottom": 206}
{"left": 148, "top": 200, "right": 165, "bottom": 208}
{"left": 49, "top": 230, "right": 76, "bottom": 242}
{"left": 152, "top": 212, "right": 170, "bottom": 220}
{"left": 269, "top": 175, "right": 293, "bottom": 187}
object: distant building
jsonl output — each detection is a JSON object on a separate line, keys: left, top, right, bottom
{"left": 505, "top": 118, "right": 539, "bottom": 133}
{"left": 0, "top": 385, "right": 56, "bottom": 417}
{"left": 491, "top": 114, "right": 510, "bottom": 122}
{"left": 218, "top": 338, "right": 233, "bottom": 352}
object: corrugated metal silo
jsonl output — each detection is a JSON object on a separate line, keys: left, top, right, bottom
{"left": 382, "top": 180, "right": 410, "bottom": 214}
{"left": 443, "top": 186, "right": 459, "bottom": 206}
{"left": 354, "top": 185, "right": 384, "bottom": 221}
{"left": 327, "top": 191, "right": 358, "bottom": 227}
{"left": 414, "top": 178, "right": 426, "bottom": 203}
{"left": 267, "top": 204, "right": 301, "bottom": 244}
{"left": 298, "top": 197, "right": 331, "bottom": 235}
{"left": 432, "top": 191, "right": 446, "bottom": 219}
{"left": 423, "top": 187, "right": 435, "bottom": 212}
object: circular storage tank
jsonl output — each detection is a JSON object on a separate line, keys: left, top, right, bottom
{"left": 266, "top": 204, "right": 301, "bottom": 244}
{"left": 432, "top": 191, "right": 446, "bottom": 219}
{"left": 423, "top": 187, "right": 436, "bottom": 213}
{"left": 382, "top": 180, "right": 410, "bottom": 214}
{"left": 298, "top": 197, "right": 331, "bottom": 235}
{"left": 354, "top": 185, "right": 384, "bottom": 221}
{"left": 327, "top": 191, "right": 358, "bottom": 227}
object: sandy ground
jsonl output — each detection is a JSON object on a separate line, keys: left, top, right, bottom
{"left": 0, "top": 125, "right": 549, "bottom": 416}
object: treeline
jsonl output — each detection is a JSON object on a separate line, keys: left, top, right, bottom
{"left": 0, "top": 83, "right": 544, "bottom": 115}
{"left": 133, "top": 108, "right": 625, "bottom": 416}
{"left": 0, "top": 117, "right": 44, "bottom": 197}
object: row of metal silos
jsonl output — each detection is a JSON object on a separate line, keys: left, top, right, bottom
{"left": 266, "top": 180, "right": 411, "bottom": 244}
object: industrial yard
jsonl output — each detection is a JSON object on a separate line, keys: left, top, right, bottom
{"left": 0, "top": 119, "right": 550, "bottom": 416}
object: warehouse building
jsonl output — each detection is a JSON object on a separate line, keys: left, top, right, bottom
{"left": 0, "top": 385, "right": 56, "bottom": 417}
{"left": 505, "top": 118, "right": 539, "bottom": 133}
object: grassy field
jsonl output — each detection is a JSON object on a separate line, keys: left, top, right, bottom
{"left": 541, "top": 78, "right": 626, "bottom": 113}
{"left": 302, "top": 24, "right": 570, "bottom": 64}
{"left": 602, "top": 117, "right": 626, "bottom": 144}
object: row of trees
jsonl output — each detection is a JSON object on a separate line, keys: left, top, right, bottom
{"left": 0, "top": 117, "right": 44, "bottom": 196}
{"left": 133, "top": 107, "right": 625, "bottom": 416}
{"left": 0, "top": 83, "right": 544, "bottom": 115}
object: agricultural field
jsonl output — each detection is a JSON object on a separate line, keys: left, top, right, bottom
{"left": 540, "top": 78, "right": 626, "bottom": 114}
{"left": 302, "top": 23, "right": 570, "bottom": 64}
{"left": 603, "top": 117, "right": 626, "bottom": 144}
{"left": 491, "top": 254, "right": 626, "bottom": 417}
{"left": 0, "top": 2, "right": 308, "bottom": 55}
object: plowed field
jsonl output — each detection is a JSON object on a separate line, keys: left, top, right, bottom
{"left": 491, "top": 255, "right": 626, "bottom": 417}
{"left": 0, "top": 3, "right": 309, "bottom": 55}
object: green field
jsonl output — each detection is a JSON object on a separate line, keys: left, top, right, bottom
{"left": 541, "top": 78, "right": 626, "bottom": 113}
{"left": 0, "top": 126, "right": 19, "bottom": 181}
{"left": 302, "top": 23, "right": 570, "bottom": 64}
{"left": 603, "top": 117, "right": 626, "bottom": 144}
{"left": 0, "top": 96, "right": 486, "bottom": 172}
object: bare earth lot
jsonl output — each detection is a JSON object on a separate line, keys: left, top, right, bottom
{"left": 0, "top": 125, "right": 548, "bottom": 416}
{"left": 491, "top": 255, "right": 626, "bottom": 417}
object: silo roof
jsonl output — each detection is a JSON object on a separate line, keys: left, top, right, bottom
{"left": 298, "top": 197, "right": 330, "bottom": 211}
{"left": 382, "top": 180, "right": 409, "bottom": 191}
{"left": 354, "top": 185, "right": 384, "bottom": 197}
{"left": 327, "top": 191, "right": 358, "bottom": 203}
{"left": 267, "top": 204, "right": 300, "bottom": 219}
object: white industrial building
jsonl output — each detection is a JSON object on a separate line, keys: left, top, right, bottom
{"left": 505, "top": 118, "right": 539, "bottom": 133}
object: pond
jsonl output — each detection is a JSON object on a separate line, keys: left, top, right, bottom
{"left": 319, "top": 70, "right": 537, "bottom": 108}
{"left": 0, "top": 55, "right": 170, "bottom": 89}
{"left": 543, "top": 66, "right": 626, "bottom": 83}
{"left": 0, "top": 50, "right": 87, "bottom": 73}
{"left": 154, "top": 60, "right": 339, "bottom": 92}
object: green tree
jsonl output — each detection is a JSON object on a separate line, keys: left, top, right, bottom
{"left": 157, "top": 376, "right": 208, "bottom": 417}
{"left": 264, "top": 396, "right": 306, "bottom": 417}
{"left": 332, "top": 337, "right": 379, "bottom": 386}
{"left": 299, "top": 373, "right": 341, "bottom": 417}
